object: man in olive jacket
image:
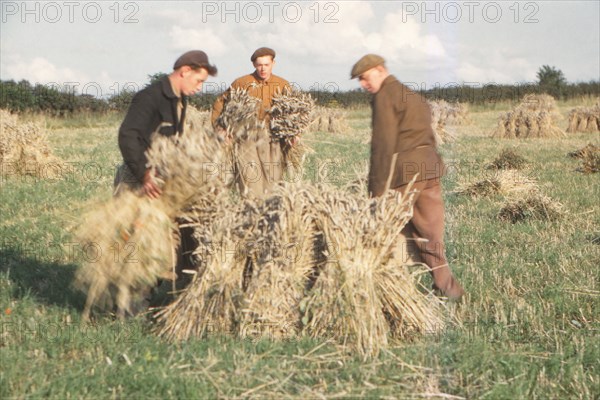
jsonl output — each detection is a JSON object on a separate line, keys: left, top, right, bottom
{"left": 211, "top": 47, "right": 290, "bottom": 197}
{"left": 351, "top": 54, "right": 464, "bottom": 300}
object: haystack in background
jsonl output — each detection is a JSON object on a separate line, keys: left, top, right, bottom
{"left": 74, "top": 125, "right": 227, "bottom": 319}
{"left": 568, "top": 143, "right": 600, "bottom": 174}
{"left": 566, "top": 101, "right": 600, "bottom": 133}
{"left": 491, "top": 94, "right": 565, "bottom": 138}
{"left": 498, "top": 192, "right": 564, "bottom": 223}
{"left": 429, "top": 100, "right": 470, "bottom": 145}
{"left": 456, "top": 170, "right": 538, "bottom": 198}
{"left": 309, "top": 106, "right": 351, "bottom": 134}
{"left": 154, "top": 180, "right": 447, "bottom": 358}
{"left": 487, "top": 148, "right": 529, "bottom": 170}
{"left": 0, "top": 109, "right": 62, "bottom": 178}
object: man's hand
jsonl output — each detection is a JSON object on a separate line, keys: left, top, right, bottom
{"left": 142, "top": 168, "right": 162, "bottom": 199}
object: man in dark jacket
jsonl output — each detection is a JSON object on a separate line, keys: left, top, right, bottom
{"left": 351, "top": 54, "right": 464, "bottom": 300}
{"left": 116, "top": 50, "right": 217, "bottom": 197}
{"left": 115, "top": 51, "right": 217, "bottom": 302}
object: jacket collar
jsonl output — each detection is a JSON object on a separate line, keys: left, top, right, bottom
{"left": 160, "top": 76, "right": 180, "bottom": 99}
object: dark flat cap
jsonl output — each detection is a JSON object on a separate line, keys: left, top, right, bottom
{"left": 251, "top": 47, "right": 276, "bottom": 62}
{"left": 350, "top": 54, "right": 385, "bottom": 79}
{"left": 173, "top": 50, "right": 218, "bottom": 75}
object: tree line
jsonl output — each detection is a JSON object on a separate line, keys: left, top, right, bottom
{"left": 1, "top": 66, "right": 598, "bottom": 114}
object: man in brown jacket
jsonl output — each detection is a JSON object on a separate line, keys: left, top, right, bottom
{"left": 351, "top": 54, "right": 465, "bottom": 300}
{"left": 212, "top": 47, "right": 290, "bottom": 197}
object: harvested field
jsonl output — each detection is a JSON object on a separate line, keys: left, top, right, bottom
{"left": 456, "top": 170, "right": 537, "bottom": 197}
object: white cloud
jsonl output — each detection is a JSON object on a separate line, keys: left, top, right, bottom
{"left": 169, "top": 26, "right": 228, "bottom": 56}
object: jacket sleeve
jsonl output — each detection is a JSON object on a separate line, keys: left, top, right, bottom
{"left": 118, "top": 90, "right": 156, "bottom": 183}
{"left": 211, "top": 89, "right": 228, "bottom": 128}
{"left": 368, "top": 88, "right": 402, "bottom": 197}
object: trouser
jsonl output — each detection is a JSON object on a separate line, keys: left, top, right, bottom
{"left": 235, "top": 137, "right": 285, "bottom": 197}
{"left": 395, "top": 178, "right": 464, "bottom": 297}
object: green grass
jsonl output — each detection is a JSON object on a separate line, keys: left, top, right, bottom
{"left": 1, "top": 104, "right": 599, "bottom": 398}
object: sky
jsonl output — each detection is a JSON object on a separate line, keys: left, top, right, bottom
{"left": 1, "top": 0, "right": 599, "bottom": 97}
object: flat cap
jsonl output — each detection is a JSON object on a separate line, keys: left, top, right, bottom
{"left": 251, "top": 47, "right": 276, "bottom": 62}
{"left": 350, "top": 54, "right": 385, "bottom": 79}
{"left": 173, "top": 50, "right": 218, "bottom": 75}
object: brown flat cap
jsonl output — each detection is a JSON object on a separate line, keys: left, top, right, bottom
{"left": 350, "top": 54, "right": 385, "bottom": 79}
{"left": 173, "top": 50, "right": 218, "bottom": 75}
{"left": 251, "top": 47, "right": 276, "bottom": 62}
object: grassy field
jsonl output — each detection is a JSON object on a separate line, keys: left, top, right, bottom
{"left": 1, "top": 101, "right": 598, "bottom": 399}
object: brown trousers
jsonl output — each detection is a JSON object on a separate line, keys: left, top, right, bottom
{"left": 235, "top": 137, "right": 285, "bottom": 197}
{"left": 396, "top": 178, "right": 464, "bottom": 297}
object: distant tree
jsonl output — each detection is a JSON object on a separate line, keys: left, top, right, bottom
{"left": 147, "top": 72, "right": 168, "bottom": 87}
{"left": 536, "top": 65, "right": 567, "bottom": 98}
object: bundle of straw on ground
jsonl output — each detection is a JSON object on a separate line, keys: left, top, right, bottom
{"left": 301, "top": 181, "right": 445, "bottom": 357}
{"left": 498, "top": 192, "right": 564, "bottom": 223}
{"left": 456, "top": 170, "right": 538, "bottom": 198}
{"left": 486, "top": 148, "right": 529, "bottom": 170}
{"left": 566, "top": 102, "right": 600, "bottom": 133}
{"left": 568, "top": 143, "right": 600, "bottom": 174}
{"left": 0, "top": 109, "right": 62, "bottom": 178}
{"left": 429, "top": 100, "right": 471, "bottom": 125}
{"left": 154, "top": 213, "right": 246, "bottom": 340}
{"left": 491, "top": 94, "right": 565, "bottom": 139}
{"left": 153, "top": 180, "right": 447, "bottom": 358}
{"left": 74, "top": 124, "right": 227, "bottom": 319}
{"left": 238, "top": 189, "right": 320, "bottom": 341}
{"left": 309, "top": 106, "right": 351, "bottom": 134}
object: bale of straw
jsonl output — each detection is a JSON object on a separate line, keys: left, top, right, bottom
{"left": 568, "top": 143, "right": 600, "bottom": 174}
{"left": 153, "top": 179, "right": 447, "bottom": 357}
{"left": 214, "top": 88, "right": 264, "bottom": 142}
{"left": 269, "top": 90, "right": 316, "bottom": 172}
{"left": 184, "top": 106, "right": 211, "bottom": 131}
{"left": 309, "top": 106, "right": 351, "bottom": 134}
{"left": 238, "top": 191, "right": 319, "bottom": 341}
{"left": 0, "top": 109, "right": 62, "bottom": 178}
{"left": 269, "top": 89, "right": 315, "bottom": 140}
{"left": 487, "top": 148, "right": 529, "bottom": 170}
{"left": 300, "top": 182, "right": 446, "bottom": 357}
{"left": 456, "top": 170, "right": 538, "bottom": 197}
{"left": 154, "top": 215, "right": 245, "bottom": 340}
{"left": 566, "top": 102, "right": 600, "bottom": 133}
{"left": 74, "top": 190, "right": 176, "bottom": 318}
{"left": 491, "top": 94, "right": 566, "bottom": 139}
{"left": 75, "top": 123, "right": 227, "bottom": 318}
{"left": 498, "top": 192, "right": 564, "bottom": 223}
